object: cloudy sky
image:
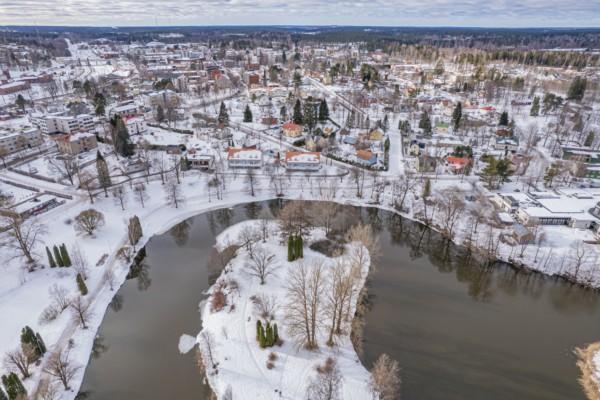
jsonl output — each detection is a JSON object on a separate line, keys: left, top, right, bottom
{"left": 0, "top": 0, "right": 599, "bottom": 27}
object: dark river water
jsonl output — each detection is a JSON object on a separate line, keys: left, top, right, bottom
{"left": 79, "top": 201, "right": 600, "bottom": 400}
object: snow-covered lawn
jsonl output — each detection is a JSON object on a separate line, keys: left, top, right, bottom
{"left": 197, "top": 221, "right": 372, "bottom": 400}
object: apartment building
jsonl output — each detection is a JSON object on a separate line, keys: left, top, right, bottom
{"left": 0, "top": 126, "right": 43, "bottom": 154}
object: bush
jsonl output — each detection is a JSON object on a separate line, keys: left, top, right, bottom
{"left": 210, "top": 289, "right": 226, "bottom": 312}
{"left": 266, "top": 361, "right": 275, "bottom": 370}
{"left": 39, "top": 304, "right": 60, "bottom": 325}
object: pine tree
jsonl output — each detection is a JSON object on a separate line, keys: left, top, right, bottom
{"left": 243, "top": 105, "right": 253, "bottom": 123}
{"left": 46, "top": 246, "right": 56, "bottom": 268}
{"left": 96, "top": 151, "right": 112, "bottom": 196}
{"left": 53, "top": 245, "right": 64, "bottom": 267}
{"left": 318, "top": 99, "right": 329, "bottom": 121}
{"left": 292, "top": 99, "right": 303, "bottom": 125}
{"left": 77, "top": 273, "right": 88, "bottom": 296}
{"left": 418, "top": 111, "right": 432, "bottom": 135}
{"left": 114, "top": 118, "right": 134, "bottom": 157}
{"left": 218, "top": 102, "right": 229, "bottom": 126}
{"left": 530, "top": 96, "right": 540, "bottom": 116}
{"left": 499, "top": 111, "right": 509, "bottom": 126}
{"left": 452, "top": 102, "right": 462, "bottom": 131}
{"left": 60, "top": 244, "right": 72, "bottom": 267}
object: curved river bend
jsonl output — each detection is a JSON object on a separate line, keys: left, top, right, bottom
{"left": 78, "top": 201, "right": 600, "bottom": 400}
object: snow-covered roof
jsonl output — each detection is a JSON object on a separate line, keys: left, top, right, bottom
{"left": 285, "top": 151, "right": 320, "bottom": 163}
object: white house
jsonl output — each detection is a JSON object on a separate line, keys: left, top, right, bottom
{"left": 284, "top": 151, "right": 321, "bottom": 171}
{"left": 227, "top": 148, "right": 262, "bottom": 168}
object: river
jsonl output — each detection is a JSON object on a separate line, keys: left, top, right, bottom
{"left": 78, "top": 201, "right": 600, "bottom": 399}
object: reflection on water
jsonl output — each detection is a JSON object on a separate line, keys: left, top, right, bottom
{"left": 80, "top": 202, "right": 600, "bottom": 400}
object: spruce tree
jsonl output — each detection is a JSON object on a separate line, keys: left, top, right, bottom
{"left": 499, "top": 111, "right": 509, "bottom": 126}
{"left": 114, "top": 118, "right": 134, "bottom": 157}
{"left": 292, "top": 99, "right": 303, "bottom": 125}
{"left": 60, "top": 244, "right": 72, "bottom": 267}
{"left": 0, "top": 386, "right": 7, "bottom": 400}
{"left": 530, "top": 96, "right": 540, "bottom": 116}
{"left": 53, "top": 245, "right": 64, "bottom": 267}
{"left": 452, "top": 102, "right": 462, "bottom": 131}
{"left": 46, "top": 246, "right": 56, "bottom": 268}
{"left": 273, "top": 323, "right": 279, "bottom": 344}
{"left": 318, "top": 99, "right": 329, "bottom": 121}
{"left": 418, "top": 111, "right": 432, "bottom": 135}
{"left": 217, "top": 102, "right": 229, "bottom": 126}
{"left": 243, "top": 105, "right": 253, "bottom": 123}
{"left": 303, "top": 100, "right": 316, "bottom": 133}
{"left": 77, "top": 273, "right": 88, "bottom": 296}
{"left": 96, "top": 151, "right": 111, "bottom": 196}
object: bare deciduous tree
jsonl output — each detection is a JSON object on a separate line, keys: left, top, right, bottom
{"left": 245, "top": 169, "right": 259, "bottom": 197}
{"left": 111, "top": 185, "right": 128, "bottom": 211}
{"left": 350, "top": 166, "right": 366, "bottom": 198}
{"left": 164, "top": 179, "right": 184, "bottom": 208}
{"left": 74, "top": 209, "right": 105, "bottom": 235}
{"left": 325, "top": 260, "right": 354, "bottom": 345}
{"left": 103, "top": 269, "right": 117, "bottom": 290}
{"left": 1, "top": 212, "right": 46, "bottom": 266}
{"left": 279, "top": 201, "right": 312, "bottom": 238}
{"left": 69, "top": 296, "right": 91, "bottom": 329}
{"left": 370, "top": 353, "right": 401, "bottom": 400}
{"left": 43, "top": 349, "right": 81, "bottom": 390}
{"left": 71, "top": 244, "right": 89, "bottom": 280}
{"left": 3, "top": 348, "right": 32, "bottom": 379}
{"left": 198, "top": 331, "right": 218, "bottom": 374}
{"left": 133, "top": 182, "right": 149, "bottom": 208}
{"left": 436, "top": 187, "right": 465, "bottom": 240}
{"left": 49, "top": 284, "right": 70, "bottom": 312}
{"left": 47, "top": 156, "right": 78, "bottom": 185}
{"left": 252, "top": 293, "right": 279, "bottom": 320}
{"left": 246, "top": 247, "right": 276, "bottom": 284}
{"left": 306, "top": 357, "right": 343, "bottom": 400}
{"left": 286, "top": 262, "right": 325, "bottom": 349}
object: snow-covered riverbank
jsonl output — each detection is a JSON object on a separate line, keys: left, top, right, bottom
{"left": 576, "top": 343, "right": 600, "bottom": 400}
{"left": 196, "top": 220, "right": 373, "bottom": 399}
{"left": 1, "top": 169, "right": 599, "bottom": 399}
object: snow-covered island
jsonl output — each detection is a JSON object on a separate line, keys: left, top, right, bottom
{"left": 194, "top": 215, "right": 387, "bottom": 399}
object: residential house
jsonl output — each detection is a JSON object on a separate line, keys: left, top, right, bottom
{"left": 282, "top": 122, "right": 303, "bottom": 138}
{"left": 284, "top": 151, "right": 321, "bottom": 171}
{"left": 227, "top": 148, "right": 262, "bottom": 168}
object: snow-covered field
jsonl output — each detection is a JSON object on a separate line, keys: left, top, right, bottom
{"left": 197, "top": 220, "right": 372, "bottom": 399}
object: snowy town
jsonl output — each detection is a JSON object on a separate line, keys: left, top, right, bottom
{"left": 0, "top": 24, "right": 600, "bottom": 400}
